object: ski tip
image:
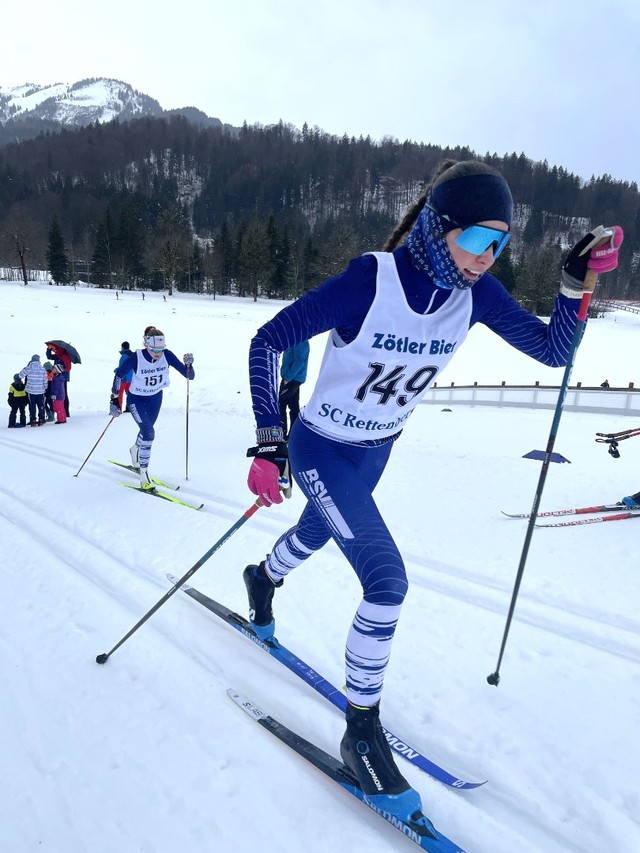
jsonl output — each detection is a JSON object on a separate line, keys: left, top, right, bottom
{"left": 166, "top": 573, "right": 192, "bottom": 591}
{"left": 227, "top": 688, "right": 269, "bottom": 722}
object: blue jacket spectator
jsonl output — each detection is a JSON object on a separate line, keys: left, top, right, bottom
{"left": 279, "top": 341, "right": 310, "bottom": 438}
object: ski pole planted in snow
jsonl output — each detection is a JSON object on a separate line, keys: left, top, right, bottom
{"left": 487, "top": 226, "right": 623, "bottom": 687}
{"left": 95, "top": 499, "right": 262, "bottom": 664}
{"left": 185, "top": 376, "right": 190, "bottom": 480}
{"left": 73, "top": 416, "right": 117, "bottom": 477}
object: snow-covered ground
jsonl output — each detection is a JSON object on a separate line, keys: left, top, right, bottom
{"left": 1, "top": 281, "right": 639, "bottom": 853}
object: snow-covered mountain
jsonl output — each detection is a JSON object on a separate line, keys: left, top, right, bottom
{"left": 0, "top": 78, "right": 226, "bottom": 129}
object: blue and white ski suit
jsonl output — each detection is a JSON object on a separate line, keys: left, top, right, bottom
{"left": 114, "top": 348, "right": 194, "bottom": 470}
{"left": 249, "top": 246, "right": 583, "bottom": 706}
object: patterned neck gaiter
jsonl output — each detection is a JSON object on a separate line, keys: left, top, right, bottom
{"left": 405, "top": 204, "right": 475, "bottom": 290}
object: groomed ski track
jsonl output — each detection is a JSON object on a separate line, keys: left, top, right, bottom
{"left": 1, "top": 401, "right": 638, "bottom": 853}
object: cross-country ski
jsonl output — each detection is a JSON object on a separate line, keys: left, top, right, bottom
{"left": 501, "top": 502, "right": 639, "bottom": 519}
{"left": 228, "top": 689, "right": 466, "bottom": 852}
{"left": 167, "top": 575, "right": 485, "bottom": 790}
{"left": 119, "top": 481, "right": 204, "bottom": 509}
{"left": 109, "top": 459, "right": 181, "bottom": 491}
{"left": 535, "top": 510, "right": 640, "bottom": 528}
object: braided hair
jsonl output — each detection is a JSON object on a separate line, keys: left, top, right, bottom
{"left": 382, "top": 159, "right": 457, "bottom": 252}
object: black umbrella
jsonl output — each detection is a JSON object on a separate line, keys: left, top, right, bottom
{"left": 45, "top": 340, "right": 82, "bottom": 364}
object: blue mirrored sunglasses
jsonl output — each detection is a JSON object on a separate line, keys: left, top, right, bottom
{"left": 147, "top": 347, "right": 165, "bottom": 353}
{"left": 456, "top": 223, "right": 510, "bottom": 258}
{"left": 426, "top": 203, "right": 511, "bottom": 258}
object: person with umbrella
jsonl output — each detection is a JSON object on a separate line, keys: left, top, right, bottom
{"left": 45, "top": 340, "right": 81, "bottom": 418}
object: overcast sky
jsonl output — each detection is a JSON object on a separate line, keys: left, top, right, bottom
{"left": 4, "top": 0, "right": 640, "bottom": 185}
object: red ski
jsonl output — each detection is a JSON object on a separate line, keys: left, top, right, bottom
{"left": 501, "top": 503, "right": 635, "bottom": 519}
{"left": 535, "top": 511, "right": 640, "bottom": 528}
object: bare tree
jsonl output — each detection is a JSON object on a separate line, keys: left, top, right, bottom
{"left": 0, "top": 211, "right": 44, "bottom": 285}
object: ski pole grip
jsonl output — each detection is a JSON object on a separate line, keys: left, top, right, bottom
{"left": 583, "top": 268, "right": 598, "bottom": 293}
{"left": 584, "top": 230, "right": 616, "bottom": 293}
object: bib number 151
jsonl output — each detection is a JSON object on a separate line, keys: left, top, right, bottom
{"left": 144, "top": 374, "right": 164, "bottom": 387}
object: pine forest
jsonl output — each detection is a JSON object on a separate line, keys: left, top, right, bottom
{"left": 1, "top": 115, "right": 638, "bottom": 312}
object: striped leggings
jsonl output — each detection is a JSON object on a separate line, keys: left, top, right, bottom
{"left": 265, "top": 417, "right": 408, "bottom": 707}
{"left": 127, "top": 392, "right": 163, "bottom": 469}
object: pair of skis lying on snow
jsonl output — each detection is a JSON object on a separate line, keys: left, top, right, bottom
{"left": 504, "top": 427, "right": 640, "bottom": 526}
{"left": 168, "top": 574, "right": 473, "bottom": 851}
{"left": 503, "top": 501, "right": 640, "bottom": 527}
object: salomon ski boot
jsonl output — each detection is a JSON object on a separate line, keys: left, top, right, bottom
{"left": 243, "top": 561, "right": 282, "bottom": 641}
{"left": 340, "top": 701, "right": 424, "bottom": 822}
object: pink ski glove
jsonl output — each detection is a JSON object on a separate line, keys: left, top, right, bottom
{"left": 587, "top": 225, "right": 624, "bottom": 273}
{"left": 247, "top": 458, "right": 283, "bottom": 507}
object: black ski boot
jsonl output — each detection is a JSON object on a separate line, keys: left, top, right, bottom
{"left": 243, "top": 561, "right": 283, "bottom": 641}
{"left": 340, "top": 701, "right": 424, "bottom": 823}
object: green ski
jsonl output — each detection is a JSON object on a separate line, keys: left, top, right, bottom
{"left": 118, "top": 481, "right": 204, "bottom": 510}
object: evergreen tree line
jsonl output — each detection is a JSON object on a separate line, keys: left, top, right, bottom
{"left": 1, "top": 115, "right": 639, "bottom": 308}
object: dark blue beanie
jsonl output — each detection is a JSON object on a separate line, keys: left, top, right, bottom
{"left": 431, "top": 161, "right": 513, "bottom": 230}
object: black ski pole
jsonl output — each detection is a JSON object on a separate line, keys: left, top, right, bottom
{"left": 96, "top": 499, "right": 262, "bottom": 664}
{"left": 487, "top": 267, "right": 600, "bottom": 687}
{"left": 185, "top": 376, "right": 190, "bottom": 481}
{"left": 595, "top": 427, "right": 640, "bottom": 459}
{"left": 595, "top": 426, "right": 640, "bottom": 440}
{"left": 73, "top": 416, "right": 116, "bottom": 477}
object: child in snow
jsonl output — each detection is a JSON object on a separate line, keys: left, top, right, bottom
{"left": 45, "top": 343, "right": 73, "bottom": 417}
{"left": 7, "top": 374, "right": 28, "bottom": 428}
{"left": 115, "top": 341, "right": 135, "bottom": 411}
{"left": 19, "top": 355, "right": 48, "bottom": 426}
{"left": 43, "top": 361, "right": 55, "bottom": 422}
{"left": 51, "top": 364, "right": 67, "bottom": 424}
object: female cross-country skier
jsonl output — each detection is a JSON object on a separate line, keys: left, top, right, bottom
{"left": 242, "top": 159, "right": 623, "bottom": 831}
{"left": 110, "top": 326, "right": 194, "bottom": 488}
